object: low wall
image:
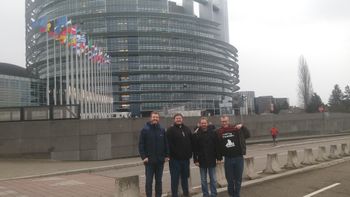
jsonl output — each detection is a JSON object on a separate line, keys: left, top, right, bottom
{"left": 1, "top": 113, "right": 350, "bottom": 160}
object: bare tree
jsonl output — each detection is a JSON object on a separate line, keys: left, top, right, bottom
{"left": 298, "top": 55, "right": 313, "bottom": 109}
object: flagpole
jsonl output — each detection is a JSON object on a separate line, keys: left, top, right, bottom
{"left": 46, "top": 31, "right": 50, "bottom": 106}
{"left": 94, "top": 55, "right": 98, "bottom": 119}
{"left": 53, "top": 39, "right": 57, "bottom": 106}
{"left": 98, "top": 61, "right": 102, "bottom": 119}
{"left": 65, "top": 29, "right": 70, "bottom": 106}
{"left": 87, "top": 51, "right": 91, "bottom": 119}
{"left": 59, "top": 43, "right": 63, "bottom": 105}
{"left": 79, "top": 47, "right": 83, "bottom": 118}
{"left": 84, "top": 49, "right": 87, "bottom": 119}
{"left": 70, "top": 42, "right": 75, "bottom": 105}
{"left": 92, "top": 56, "right": 96, "bottom": 118}
{"left": 103, "top": 61, "right": 106, "bottom": 118}
{"left": 75, "top": 47, "right": 79, "bottom": 106}
{"left": 110, "top": 61, "right": 113, "bottom": 115}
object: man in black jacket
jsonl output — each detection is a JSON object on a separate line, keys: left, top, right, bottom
{"left": 193, "top": 117, "right": 220, "bottom": 197}
{"left": 217, "top": 115, "right": 250, "bottom": 197}
{"left": 167, "top": 113, "right": 192, "bottom": 197}
{"left": 139, "top": 111, "right": 169, "bottom": 197}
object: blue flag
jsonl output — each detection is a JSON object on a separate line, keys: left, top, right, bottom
{"left": 54, "top": 16, "right": 68, "bottom": 34}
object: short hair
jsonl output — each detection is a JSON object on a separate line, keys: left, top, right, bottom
{"left": 173, "top": 113, "right": 183, "bottom": 119}
{"left": 150, "top": 111, "right": 160, "bottom": 116}
{"left": 200, "top": 117, "right": 208, "bottom": 123}
{"left": 220, "top": 115, "right": 230, "bottom": 120}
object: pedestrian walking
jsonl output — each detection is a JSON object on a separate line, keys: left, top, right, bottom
{"left": 138, "top": 111, "right": 169, "bottom": 197}
{"left": 193, "top": 117, "right": 221, "bottom": 197}
{"left": 217, "top": 115, "right": 250, "bottom": 197}
{"left": 167, "top": 113, "right": 193, "bottom": 197}
{"left": 270, "top": 126, "right": 279, "bottom": 146}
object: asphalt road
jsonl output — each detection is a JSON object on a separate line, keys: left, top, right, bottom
{"left": 233, "top": 160, "right": 350, "bottom": 197}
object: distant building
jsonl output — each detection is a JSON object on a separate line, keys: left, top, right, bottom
{"left": 233, "top": 91, "right": 255, "bottom": 115}
{"left": 255, "top": 96, "right": 274, "bottom": 114}
{"left": 0, "top": 63, "right": 44, "bottom": 107}
{"left": 275, "top": 98, "right": 289, "bottom": 109}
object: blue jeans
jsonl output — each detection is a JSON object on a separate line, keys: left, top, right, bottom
{"left": 169, "top": 159, "right": 190, "bottom": 197}
{"left": 199, "top": 167, "right": 217, "bottom": 197}
{"left": 145, "top": 162, "right": 164, "bottom": 197}
{"left": 224, "top": 156, "right": 244, "bottom": 197}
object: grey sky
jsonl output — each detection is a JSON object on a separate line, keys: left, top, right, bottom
{"left": 1, "top": 0, "right": 349, "bottom": 106}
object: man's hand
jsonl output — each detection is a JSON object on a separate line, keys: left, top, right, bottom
{"left": 165, "top": 157, "right": 170, "bottom": 162}
{"left": 195, "top": 162, "right": 200, "bottom": 167}
{"left": 235, "top": 124, "right": 243, "bottom": 129}
{"left": 143, "top": 158, "right": 149, "bottom": 164}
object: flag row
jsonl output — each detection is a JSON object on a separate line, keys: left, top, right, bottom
{"left": 32, "top": 15, "right": 111, "bottom": 64}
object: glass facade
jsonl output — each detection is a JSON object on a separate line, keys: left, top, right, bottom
{"left": 26, "top": 0, "right": 239, "bottom": 116}
{"left": 0, "top": 64, "right": 44, "bottom": 108}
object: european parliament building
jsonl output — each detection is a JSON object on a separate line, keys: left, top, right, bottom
{"left": 26, "top": 0, "right": 239, "bottom": 117}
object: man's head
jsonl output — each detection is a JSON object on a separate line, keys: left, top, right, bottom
{"left": 200, "top": 117, "right": 208, "bottom": 130}
{"left": 220, "top": 115, "right": 230, "bottom": 128}
{"left": 173, "top": 113, "right": 183, "bottom": 125}
{"left": 150, "top": 111, "right": 160, "bottom": 125}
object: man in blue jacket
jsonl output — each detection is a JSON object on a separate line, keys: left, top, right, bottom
{"left": 139, "top": 111, "right": 169, "bottom": 197}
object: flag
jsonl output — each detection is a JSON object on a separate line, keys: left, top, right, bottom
{"left": 32, "top": 16, "right": 48, "bottom": 33}
{"left": 47, "top": 20, "right": 55, "bottom": 36}
{"left": 58, "top": 28, "right": 67, "bottom": 44}
{"left": 54, "top": 16, "right": 67, "bottom": 35}
{"left": 67, "top": 25, "right": 77, "bottom": 47}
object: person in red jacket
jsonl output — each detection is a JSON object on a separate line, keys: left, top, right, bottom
{"left": 270, "top": 127, "right": 279, "bottom": 146}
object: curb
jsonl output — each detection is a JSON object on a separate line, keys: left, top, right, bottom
{"left": 209, "top": 156, "right": 350, "bottom": 196}
{"left": 246, "top": 132, "right": 350, "bottom": 145}
{"left": 0, "top": 161, "right": 144, "bottom": 181}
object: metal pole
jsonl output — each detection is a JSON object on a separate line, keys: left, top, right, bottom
{"left": 46, "top": 32, "right": 50, "bottom": 106}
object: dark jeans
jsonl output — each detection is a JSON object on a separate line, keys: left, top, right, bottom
{"left": 199, "top": 167, "right": 217, "bottom": 197}
{"left": 169, "top": 159, "right": 190, "bottom": 197}
{"left": 145, "top": 162, "right": 164, "bottom": 197}
{"left": 224, "top": 156, "right": 244, "bottom": 197}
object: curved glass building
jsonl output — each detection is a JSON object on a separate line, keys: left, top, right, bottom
{"left": 26, "top": 0, "right": 239, "bottom": 116}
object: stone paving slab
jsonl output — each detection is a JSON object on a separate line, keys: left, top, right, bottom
{"left": 0, "top": 173, "right": 115, "bottom": 197}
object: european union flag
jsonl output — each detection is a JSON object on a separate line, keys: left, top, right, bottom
{"left": 54, "top": 16, "right": 67, "bottom": 34}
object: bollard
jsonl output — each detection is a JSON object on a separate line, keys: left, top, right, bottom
{"left": 316, "top": 146, "right": 329, "bottom": 162}
{"left": 243, "top": 157, "right": 259, "bottom": 180}
{"left": 284, "top": 150, "right": 301, "bottom": 169}
{"left": 115, "top": 175, "right": 140, "bottom": 197}
{"left": 301, "top": 148, "right": 317, "bottom": 165}
{"left": 216, "top": 162, "right": 227, "bottom": 187}
{"left": 263, "top": 153, "right": 281, "bottom": 174}
{"left": 340, "top": 143, "right": 350, "bottom": 156}
{"left": 329, "top": 145, "right": 341, "bottom": 159}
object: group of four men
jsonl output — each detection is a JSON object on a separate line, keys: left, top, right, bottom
{"left": 138, "top": 112, "right": 250, "bottom": 197}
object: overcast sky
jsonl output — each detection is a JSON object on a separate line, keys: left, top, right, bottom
{"left": 1, "top": 0, "right": 349, "bottom": 106}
